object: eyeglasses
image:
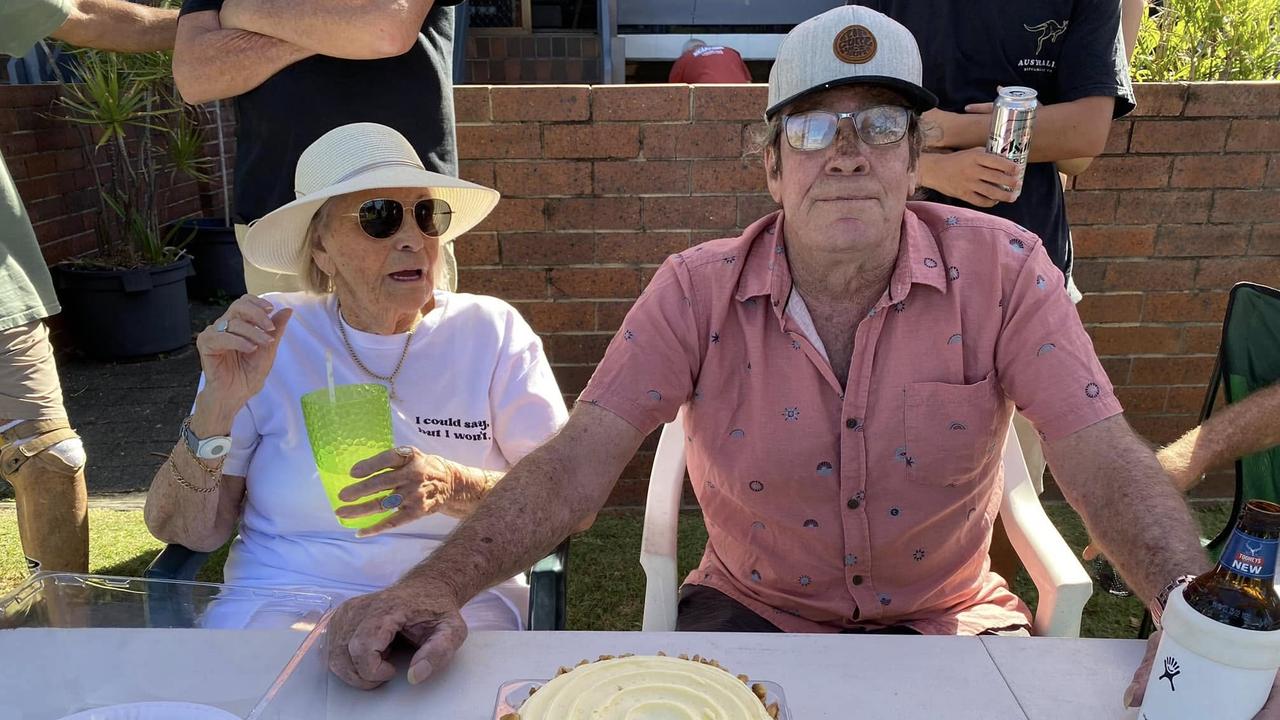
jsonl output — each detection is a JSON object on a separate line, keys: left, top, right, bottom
{"left": 782, "top": 105, "right": 912, "bottom": 151}
{"left": 344, "top": 198, "right": 453, "bottom": 239}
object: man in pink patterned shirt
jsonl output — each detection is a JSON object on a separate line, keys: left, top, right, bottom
{"left": 326, "top": 5, "right": 1212, "bottom": 696}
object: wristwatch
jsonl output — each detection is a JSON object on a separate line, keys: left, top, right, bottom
{"left": 1150, "top": 573, "right": 1197, "bottom": 629}
{"left": 182, "top": 417, "right": 232, "bottom": 461}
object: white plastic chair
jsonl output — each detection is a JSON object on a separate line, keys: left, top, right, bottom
{"left": 639, "top": 410, "right": 1094, "bottom": 637}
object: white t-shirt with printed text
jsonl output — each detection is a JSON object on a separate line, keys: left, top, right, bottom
{"left": 212, "top": 290, "right": 567, "bottom": 627}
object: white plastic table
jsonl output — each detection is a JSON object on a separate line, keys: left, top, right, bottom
{"left": 1, "top": 629, "right": 1150, "bottom": 719}
{"left": 983, "top": 636, "right": 1148, "bottom": 720}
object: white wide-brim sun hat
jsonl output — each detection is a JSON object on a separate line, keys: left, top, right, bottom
{"left": 241, "top": 122, "right": 500, "bottom": 276}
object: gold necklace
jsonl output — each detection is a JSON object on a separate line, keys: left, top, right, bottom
{"left": 335, "top": 302, "right": 416, "bottom": 401}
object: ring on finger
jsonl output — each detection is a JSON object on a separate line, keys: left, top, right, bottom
{"left": 394, "top": 446, "right": 414, "bottom": 465}
{"left": 214, "top": 319, "right": 229, "bottom": 333}
{"left": 380, "top": 493, "right": 404, "bottom": 510}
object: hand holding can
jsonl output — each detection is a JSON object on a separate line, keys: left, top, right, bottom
{"left": 986, "top": 87, "right": 1038, "bottom": 200}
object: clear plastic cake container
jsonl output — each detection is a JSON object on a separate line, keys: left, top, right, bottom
{"left": 0, "top": 572, "right": 332, "bottom": 720}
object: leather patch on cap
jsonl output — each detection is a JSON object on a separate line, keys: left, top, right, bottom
{"left": 833, "top": 25, "right": 877, "bottom": 64}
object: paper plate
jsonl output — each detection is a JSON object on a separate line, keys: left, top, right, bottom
{"left": 58, "top": 702, "right": 242, "bottom": 720}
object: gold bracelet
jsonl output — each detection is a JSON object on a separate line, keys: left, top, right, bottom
{"left": 179, "top": 415, "right": 227, "bottom": 475}
{"left": 167, "top": 454, "right": 220, "bottom": 494}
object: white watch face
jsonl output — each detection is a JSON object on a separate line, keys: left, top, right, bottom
{"left": 197, "top": 436, "right": 232, "bottom": 459}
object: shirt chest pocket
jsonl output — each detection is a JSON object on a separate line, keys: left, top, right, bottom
{"left": 903, "top": 371, "right": 1005, "bottom": 487}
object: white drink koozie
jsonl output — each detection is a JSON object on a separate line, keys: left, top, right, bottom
{"left": 1139, "top": 586, "right": 1280, "bottom": 719}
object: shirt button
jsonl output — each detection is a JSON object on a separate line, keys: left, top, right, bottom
{"left": 847, "top": 497, "right": 860, "bottom": 509}
{"left": 852, "top": 575, "right": 864, "bottom": 586}
{"left": 846, "top": 418, "right": 859, "bottom": 429}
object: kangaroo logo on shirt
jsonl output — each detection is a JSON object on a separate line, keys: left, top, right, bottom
{"left": 1024, "top": 19, "right": 1069, "bottom": 55}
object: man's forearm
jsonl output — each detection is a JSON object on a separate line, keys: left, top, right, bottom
{"left": 221, "top": 0, "right": 431, "bottom": 60}
{"left": 388, "top": 402, "right": 645, "bottom": 608}
{"left": 174, "top": 27, "right": 313, "bottom": 105}
{"left": 916, "top": 151, "right": 958, "bottom": 197}
{"left": 1026, "top": 98, "right": 1114, "bottom": 163}
{"left": 1075, "top": 464, "right": 1208, "bottom": 604}
{"left": 926, "top": 97, "right": 1114, "bottom": 163}
{"left": 401, "top": 432, "right": 608, "bottom": 607}
{"left": 923, "top": 108, "right": 988, "bottom": 150}
{"left": 52, "top": 0, "right": 178, "bottom": 52}
{"left": 1158, "top": 383, "right": 1280, "bottom": 492}
{"left": 1048, "top": 417, "right": 1210, "bottom": 605}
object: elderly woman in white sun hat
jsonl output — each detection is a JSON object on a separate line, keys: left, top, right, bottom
{"left": 144, "top": 122, "right": 567, "bottom": 631}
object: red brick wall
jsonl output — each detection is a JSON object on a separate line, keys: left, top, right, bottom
{"left": 452, "top": 82, "right": 1280, "bottom": 503}
{"left": 1065, "top": 82, "right": 1280, "bottom": 497}
{"left": 0, "top": 83, "right": 234, "bottom": 265}
{"left": 4, "top": 80, "right": 1276, "bottom": 503}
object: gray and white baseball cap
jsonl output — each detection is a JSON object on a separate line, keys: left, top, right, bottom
{"left": 766, "top": 4, "right": 938, "bottom": 118}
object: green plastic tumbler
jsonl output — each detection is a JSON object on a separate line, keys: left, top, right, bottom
{"left": 300, "top": 383, "right": 395, "bottom": 530}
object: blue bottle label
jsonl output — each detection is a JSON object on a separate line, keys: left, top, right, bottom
{"left": 1221, "top": 529, "right": 1279, "bottom": 580}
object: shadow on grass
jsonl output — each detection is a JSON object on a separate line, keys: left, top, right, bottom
{"left": 95, "top": 543, "right": 230, "bottom": 585}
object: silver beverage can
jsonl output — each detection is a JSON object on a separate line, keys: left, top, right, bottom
{"left": 986, "top": 86, "right": 1038, "bottom": 196}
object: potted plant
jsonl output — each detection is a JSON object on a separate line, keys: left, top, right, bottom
{"left": 167, "top": 100, "right": 247, "bottom": 301}
{"left": 49, "top": 43, "right": 215, "bottom": 359}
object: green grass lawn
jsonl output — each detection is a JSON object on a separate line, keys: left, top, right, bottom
{"left": 0, "top": 502, "right": 1231, "bottom": 638}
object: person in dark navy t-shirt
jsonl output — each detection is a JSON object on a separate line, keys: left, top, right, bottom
{"left": 851, "top": 0, "right": 1135, "bottom": 290}
{"left": 173, "top": 0, "right": 464, "bottom": 293}
{"left": 850, "top": 0, "right": 1136, "bottom": 587}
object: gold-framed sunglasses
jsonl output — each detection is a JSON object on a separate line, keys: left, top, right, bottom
{"left": 343, "top": 198, "right": 453, "bottom": 239}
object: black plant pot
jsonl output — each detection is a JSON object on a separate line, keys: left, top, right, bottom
{"left": 52, "top": 257, "right": 194, "bottom": 360}
{"left": 168, "top": 218, "right": 246, "bottom": 300}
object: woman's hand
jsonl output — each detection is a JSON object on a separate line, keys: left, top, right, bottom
{"left": 194, "top": 295, "right": 293, "bottom": 425}
{"left": 336, "top": 447, "right": 488, "bottom": 536}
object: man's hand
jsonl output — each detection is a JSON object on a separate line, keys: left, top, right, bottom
{"left": 1124, "top": 630, "right": 1162, "bottom": 708}
{"left": 327, "top": 585, "right": 468, "bottom": 689}
{"left": 1125, "top": 630, "right": 1280, "bottom": 717}
{"left": 918, "top": 148, "right": 1021, "bottom": 207}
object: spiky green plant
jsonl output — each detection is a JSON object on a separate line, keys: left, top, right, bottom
{"left": 54, "top": 36, "right": 213, "bottom": 268}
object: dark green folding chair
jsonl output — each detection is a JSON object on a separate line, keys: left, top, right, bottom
{"left": 144, "top": 539, "right": 569, "bottom": 631}
{"left": 1138, "top": 282, "right": 1280, "bottom": 638}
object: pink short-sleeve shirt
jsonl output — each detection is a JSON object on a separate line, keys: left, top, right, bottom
{"left": 580, "top": 201, "right": 1122, "bottom": 634}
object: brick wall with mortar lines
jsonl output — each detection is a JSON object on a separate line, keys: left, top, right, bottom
{"left": 451, "top": 82, "right": 1280, "bottom": 504}
{"left": 4, "top": 81, "right": 1277, "bottom": 504}
{"left": 1063, "top": 82, "right": 1279, "bottom": 498}
{"left": 0, "top": 84, "right": 234, "bottom": 266}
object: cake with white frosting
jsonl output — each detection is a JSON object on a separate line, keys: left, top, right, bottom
{"left": 505, "top": 653, "right": 779, "bottom": 719}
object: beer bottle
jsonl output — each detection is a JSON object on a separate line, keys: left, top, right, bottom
{"left": 1183, "top": 499, "right": 1280, "bottom": 630}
